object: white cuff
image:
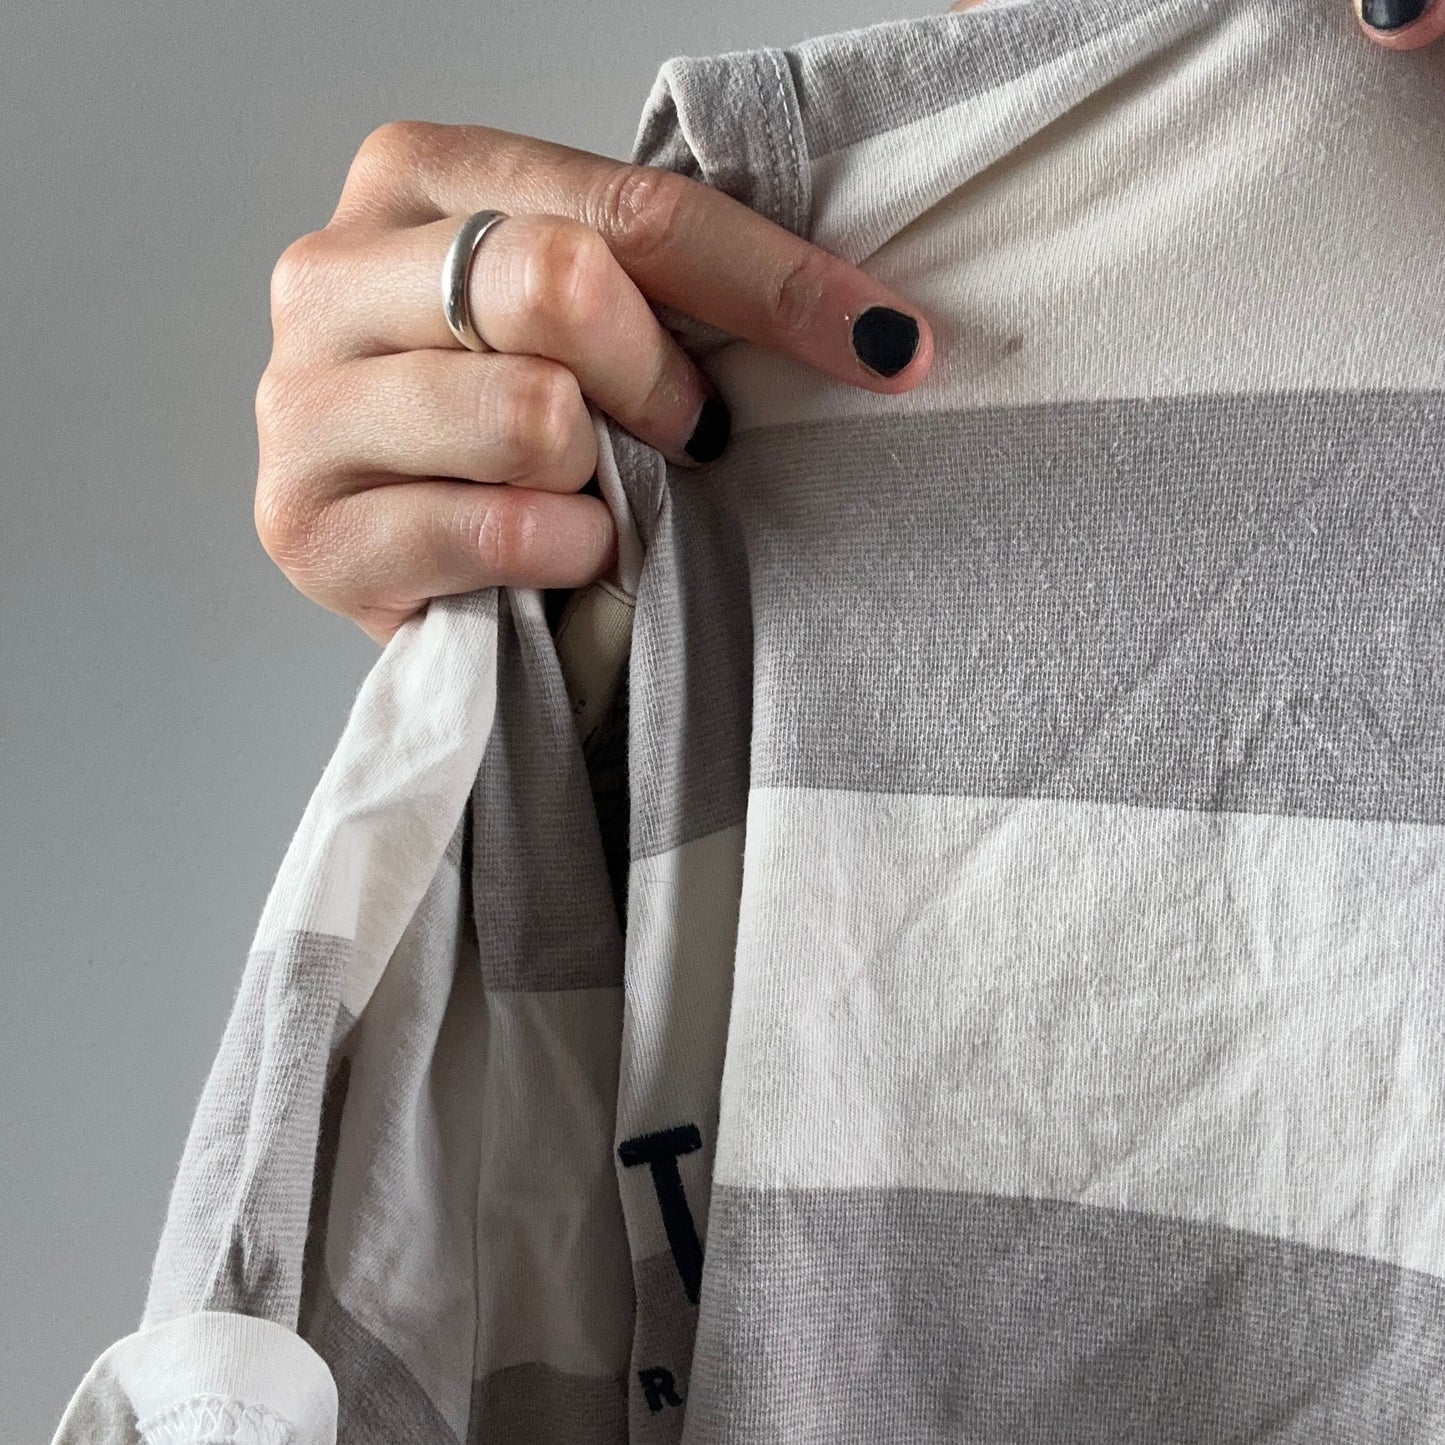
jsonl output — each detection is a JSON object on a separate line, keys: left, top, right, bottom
{"left": 52, "top": 1311, "right": 337, "bottom": 1445}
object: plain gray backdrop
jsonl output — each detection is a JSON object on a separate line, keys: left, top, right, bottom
{"left": 0, "top": 0, "right": 941, "bottom": 1437}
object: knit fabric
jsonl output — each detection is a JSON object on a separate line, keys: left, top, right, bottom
{"left": 52, "top": 1, "right": 1445, "bottom": 1440}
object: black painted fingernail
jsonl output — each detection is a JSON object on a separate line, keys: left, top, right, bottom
{"left": 684, "top": 395, "right": 732, "bottom": 464}
{"left": 852, "top": 306, "right": 920, "bottom": 378}
{"left": 1361, "top": 0, "right": 1430, "bottom": 29}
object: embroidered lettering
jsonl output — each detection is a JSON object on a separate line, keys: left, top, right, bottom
{"left": 637, "top": 1365, "right": 684, "bottom": 1412}
{"left": 617, "top": 1124, "right": 704, "bottom": 1304}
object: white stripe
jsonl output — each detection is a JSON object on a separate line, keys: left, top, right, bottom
{"left": 617, "top": 823, "right": 746, "bottom": 1258}
{"left": 807, "top": 3, "right": 1199, "bottom": 265}
{"left": 714, "top": 787, "right": 1445, "bottom": 1276}
{"left": 705, "top": 5, "right": 1445, "bottom": 435}
{"left": 247, "top": 591, "right": 498, "bottom": 1021}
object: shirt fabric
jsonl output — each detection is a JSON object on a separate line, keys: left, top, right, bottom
{"left": 52, "top": 1, "right": 1445, "bottom": 1440}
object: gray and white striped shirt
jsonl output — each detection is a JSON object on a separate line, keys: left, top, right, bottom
{"left": 54, "top": 2, "right": 1445, "bottom": 1440}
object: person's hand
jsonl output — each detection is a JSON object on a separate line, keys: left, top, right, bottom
{"left": 1356, "top": 0, "right": 1445, "bottom": 45}
{"left": 254, "top": 123, "right": 934, "bottom": 646}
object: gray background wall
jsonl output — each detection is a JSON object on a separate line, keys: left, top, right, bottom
{"left": 0, "top": 0, "right": 935, "bottom": 1437}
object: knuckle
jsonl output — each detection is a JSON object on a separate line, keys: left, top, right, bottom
{"left": 770, "top": 249, "right": 831, "bottom": 336}
{"left": 467, "top": 493, "right": 540, "bottom": 579}
{"left": 253, "top": 366, "right": 286, "bottom": 431}
{"left": 536, "top": 366, "right": 584, "bottom": 458}
{"left": 499, "top": 362, "right": 576, "bottom": 466}
{"left": 252, "top": 469, "right": 317, "bottom": 571}
{"left": 268, "top": 231, "right": 330, "bottom": 325}
{"left": 521, "top": 223, "right": 611, "bottom": 334}
{"left": 631, "top": 349, "right": 693, "bottom": 438}
{"left": 339, "top": 120, "right": 447, "bottom": 218}
{"left": 590, "top": 163, "right": 685, "bottom": 263}
{"left": 355, "top": 119, "right": 428, "bottom": 171}
{"left": 252, "top": 364, "right": 319, "bottom": 456}
{"left": 252, "top": 368, "right": 295, "bottom": 462}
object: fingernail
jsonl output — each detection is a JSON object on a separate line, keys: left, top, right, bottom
{"left": 1361, "top": 0, "right": 1430, "bottom": 28}
{"left": 683, "top": 394, "right": 732, "bottom": 464}
{"left": 852, "top": 306, "right": 920, "bottom": 378}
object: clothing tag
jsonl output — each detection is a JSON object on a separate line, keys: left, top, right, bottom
{"left": 552, "top": 576, "right": 635, "bottom": 757}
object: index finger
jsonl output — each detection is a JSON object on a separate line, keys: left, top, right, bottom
{"left": 335, "top": 122, "right": 934, "bottom": 395}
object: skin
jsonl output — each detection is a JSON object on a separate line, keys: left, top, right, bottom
{"left": 256, "top": 130, "right": 934, "bottom": 645}
{"left": 256, "top": 1, "right": 1440, "bottom": 647}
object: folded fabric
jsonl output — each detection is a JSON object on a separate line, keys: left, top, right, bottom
{"left": 53, "top": 0, "right": 1445, "bottom": 1440}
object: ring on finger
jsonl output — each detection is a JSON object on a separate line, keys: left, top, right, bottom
{"left": 441, "top": 209, "right": 511, "bottom": 353}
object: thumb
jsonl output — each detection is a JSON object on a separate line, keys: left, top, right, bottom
{"left": 1356, "top": 0, "right": 1445, "bottom": 47}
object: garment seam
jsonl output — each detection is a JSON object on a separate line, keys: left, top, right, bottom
{"left": 747, "top": 51, "right": 785, "bottom": 230}
{"left": 765, "top": 48, "right": 805, "bottom": 236}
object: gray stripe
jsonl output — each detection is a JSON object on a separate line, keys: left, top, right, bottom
{"left": 628, "top": 1249, "right": 701, "bottom": 1444}
{"left": 142, "top": 929, "right": 347, "bottom": 1327}
{"left": 307, "top": 1279, "right": 460, "bottom": 1444}
{"left": 685, "top": 1186, "right": 1445, "bottom": 1443}
{"left": 470, "top": 1362, "right": 627, "bottom": 1445}
{"left": 298, "top": 1053, "right": 348, "bottom": 1340}
{"left": 628, "top": 483, "right": 752, "bottom": 860}
{"left": 472, "top": 587, "right": 624, "bottom": 990}
{"left": 49, "top": 1359, "right": 133, "bottom": 1445}
{"left": 633, "top": 46, "right": 808, "bottom": 240}
{"left": 631, "top": 47, "right": 810, "bottom": 361}
{"left": 630, "top": 389, "right": 1445, "bottom": 859}
{"left": 327, "top": 999, "right": 356, "bottom": 1058}
{"left": 310, "top": 1277, "right": 633, "bottom": 1445}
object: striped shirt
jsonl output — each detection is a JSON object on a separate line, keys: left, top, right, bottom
{"left": 54, "top": 1, "right": 1445, "bottom": 1441}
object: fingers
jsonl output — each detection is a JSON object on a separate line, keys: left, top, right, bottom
{"left": 255, "top": 474, "right": 617, "bottom": 647}
{"left": 259, "top": 118, "right": 942, "bottom": 647}
{"left": 1356, "top": 0, "right": 1445, "bottom": 46}
{"left": 264, "top": 348, "right": 600, "bottom": 496}
{"left": 255, "top": 341, "right": 617, "bottom": 642}
{"left": 270, "top": 214, "right": 727, "bottom": 470}
{"left": 329, "top": 122, "right": 935, "bottom": 398}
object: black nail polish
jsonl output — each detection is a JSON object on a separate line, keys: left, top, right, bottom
{"left": 684, "top": 395, "right": 732, "bottom": 464}
{"left": 852, "top": 306, "right": 920, "bottom": 378}
{"left": 1361, "top": 0, "right": 1429, "bottom": 28}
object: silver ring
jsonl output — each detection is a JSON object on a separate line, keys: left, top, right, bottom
{"left": 441, "top": 209, "right": 510, "bottom": 352}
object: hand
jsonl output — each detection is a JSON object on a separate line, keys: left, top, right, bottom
{"left": 1356, "top": 0, "right": 1445, "bottom": 47}
{"left": 254, "top": 122, "right": 934, "bottom": 646}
